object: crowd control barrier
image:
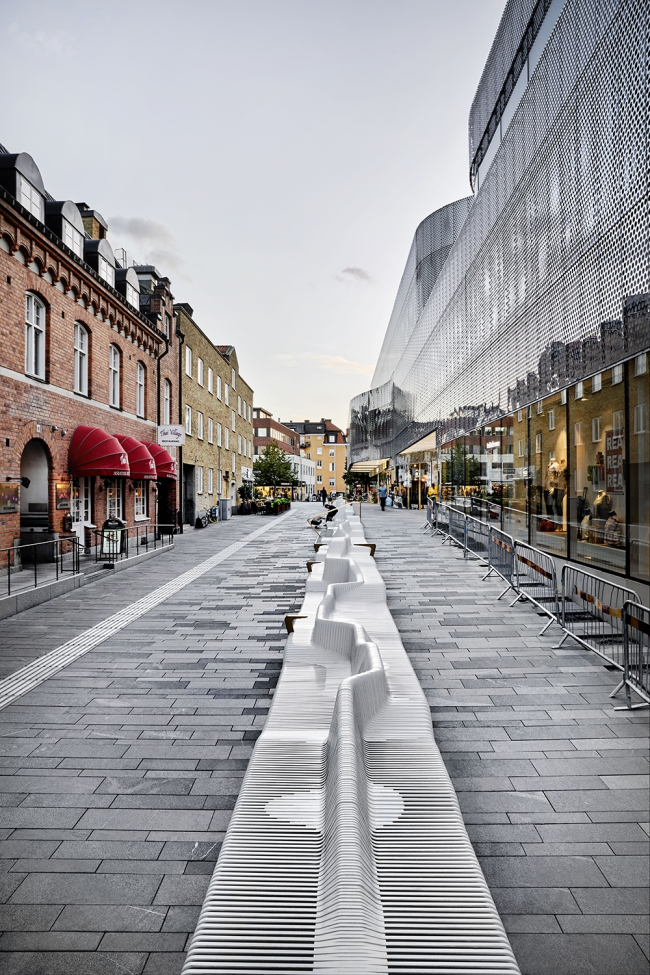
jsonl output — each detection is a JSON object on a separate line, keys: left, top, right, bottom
{"left": 614, "top": 602, "right": 650, "bottom": 709}
{"left": 512, "top": 541, "right": 560, "bottom": 634}
{"left": 483, "top": 525, "right": 517, "bottom": 598}
{"left": 182, "top": 501, "right": 521, "bottom": 974}
{"left": 555, "top": 564, "right": 640, "bottom": 671}
{"left": 465, "top": 513, "right": 490, "bottom": 564}
{"left": 448, "top": 505, "right": 467, "bottom": 552}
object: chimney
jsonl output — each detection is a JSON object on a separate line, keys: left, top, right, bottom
{"left": 76, "top": 203, "right": 108, "bottom": 239}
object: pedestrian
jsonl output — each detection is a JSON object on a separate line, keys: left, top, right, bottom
{"left": 320, "top": 487, "right": 327, "bottom": 506}
{"left": 378, "top": 482, "right": 388, "bottom": 511}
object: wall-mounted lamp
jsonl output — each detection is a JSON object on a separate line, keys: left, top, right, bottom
{"left": 5, "top": 476, "right": 30, "bottom": 488}
{"left": 51, "top": 425, "right": 58, "bottom": 432}
{"left": 61, "top": 430, "right": 67, "bottom": 437}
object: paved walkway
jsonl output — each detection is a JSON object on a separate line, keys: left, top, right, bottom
{"left": 362, "top": 503, "right": 650, "bottom": 975}
{"left": 0, "top": 507, "right": 317, "bottom": 974}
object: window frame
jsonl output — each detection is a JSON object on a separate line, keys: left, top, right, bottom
{"left": 197, "top": 466, "right": 204, "bottom": 495}
{"left": 25, "top": 292, "right": 46, "bottom": 380}
{"left": 197, "top": 411, "right": 204, "bottom": 440}
{"left": 207, "top": 417, "right": 214, "bottom": 444}
{"left": 163, "top": 379, "right": 172, "bottom": 425}
{"left": 185, "top": 346, "right": 193, "bottom": 378}
{"left": 134, "top": 480, "right": 149, "bottom": 519}
{"left": 109, "top": 344, "right": 121, "bottom": 408}
{"left": 197, "top": 357, "right": 204, "bottom": 387}
{"left": 136, "top": 361, "right": 146, "bottom": 418}
{"left": 185, "top": 404, "right": 192, "bottom": 435}
{"left": 74, "top": 322, "right": 89, "bottom": 396}
{"left": 208, "top": 367, "right": 214, "bottom": 394}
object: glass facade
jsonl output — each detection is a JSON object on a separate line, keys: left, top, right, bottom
{"left": 350, "top": 0, "right": 649, "bottom": 585}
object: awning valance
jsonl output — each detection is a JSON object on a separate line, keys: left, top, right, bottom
{"left": 141, "top": 441, "right": 177, "bottom": 480}
{"left": 114, "top": 435, "right": 157, "bottom": 480}
{"left": 69, "top": 426, "right": 130, "bottom": 478}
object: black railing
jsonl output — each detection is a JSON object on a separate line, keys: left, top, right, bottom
{"left": 92, "top": 523, "right": 175, "bottom": 562}
{"left": 1, "top": 535, "right": 80, "bottom": 598}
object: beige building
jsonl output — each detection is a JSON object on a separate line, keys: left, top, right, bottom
{"left": 175, "top": 303, "right": 254, "bottom": 523}
{"left": 282, "top": 418, "right": 348, "bottom": 495}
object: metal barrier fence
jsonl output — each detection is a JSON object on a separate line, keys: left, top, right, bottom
{"left": 483, "top": 525, "right": 517, "bottom": 599}
{"left": 92, "top": 523, "right": 175, "bottom": 563}
{"left": 1, "top": 536, "right": 80, "bottom": 598}
{"left": 449, "top": 506, "right": 466, "bottom": 552}
{"left": 465, "top": 514, "right": 490, "bottom": 564}
{"left": 615, "top": 602, "right": 650, "bottom": 709}
{"left": 513, "top": 541, "right": 560, "bottom": 635}
{"left": 436, "top": 502, "right": 450, "bottom": 541}
{"left": 555, "top": 565, "right": 640, "bottom": 674}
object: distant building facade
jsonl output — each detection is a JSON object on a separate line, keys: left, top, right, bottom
{"left": 282, "top": 419, "right": 348, "bottom": 495}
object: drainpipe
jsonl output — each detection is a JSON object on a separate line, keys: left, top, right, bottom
{"left": 176, "top": 320, "right": 185, "bottom": 534}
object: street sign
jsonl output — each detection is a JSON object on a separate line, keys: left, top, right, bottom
{"left": 158, "top": 425, "right": 186, "bottom": 447}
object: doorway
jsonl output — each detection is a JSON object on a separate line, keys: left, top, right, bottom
{"left": 20, "top": 438, "right": 52, "bottom": 561}
{"left": 183, "top": 464, "right": 195, "bottom": 525}
{"left": 71, "top": 477, "right": 92, "bottom": 548}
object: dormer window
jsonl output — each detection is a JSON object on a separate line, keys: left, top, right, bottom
{"left": 63, "top": 219, "right": 83, "bottom": 258}
{"left": 19, "top": 175, "right": 43, "bottom": 220}
{"left": 126, "top": 283, "right": 139, "bottom": 309}
{"left": 99, "top": 256, "right": 115, "bottom": 288}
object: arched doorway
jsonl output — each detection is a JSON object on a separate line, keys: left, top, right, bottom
{"left": 20, "top": 439, "right": 52, "bottom": 561}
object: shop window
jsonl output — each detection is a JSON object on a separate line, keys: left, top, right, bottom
{"left": 592, "top": 373, "right": 602, "bottom": 392}
{"left": 531, "top": 389, "right": 567, "bottom": 558}
{"left": 74, "top": 323, "right": 88, "bottom": 395}
{"left": 25, "top": 293, "right": 46, "bottom": 379}
{"left": 106, "top": 478, "right": 124, "bottom": 520}
{"left": 163, "top": 379, "right": 171, "bottom": 424}
{"left": 548, "top": 408, "right": 555, "bottom": 431}
{"left": 185, "top": 404, "right": 192, "bottom": 435}
{"left": 134, "top": 481, "right": 148, "bottom": 519}
{"left": 109, "top": 344, "right": 120, "bottom": 407}
{"left": 197, "top": 467, "right": 203, "bottom": 494}
{"left": 136, "top": 362, "right": 145, "bottom": 417}
{"left": 629, "top": 356, "right": 649, "bottom": 580}
{"left": 635, "top": 353, "right": 647, "bottom": 377}
{"left": 612, "top": 363, "right": 623, "bottom": 385}
{"left": 592, "top": 416, "right": 601, "bottom": 442}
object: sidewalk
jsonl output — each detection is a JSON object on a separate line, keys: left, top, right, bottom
{"left": 362, "top": 502, "right": 649, "bottom": 975}
{"left": 0, "top": 506, "right": 318, "bottom": 974}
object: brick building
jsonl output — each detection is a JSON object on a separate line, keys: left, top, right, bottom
{"left": 0, "top": 149, "right": 181, "bottom": 555}
{"left": 281, "top": 418, "right": 348, "bottom": 495}
{"left": 252, "top": 408, "right": 299, "bottom": 458}
{"left": 175, "top": 304, "right": 254, "bottom": 523}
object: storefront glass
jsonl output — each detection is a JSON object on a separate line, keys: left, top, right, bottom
{"left": 629, "top": 353, "right": 649, "bottom": 581}
{"left": 528, "top": 392, "right": 568, "bottom": 557}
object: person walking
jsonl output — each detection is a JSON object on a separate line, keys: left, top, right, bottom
{"left": 320, "top": 487, "right": 328, "bottom": 506}
{"left": 378, "top": 483, "right": 388, "bottom": 511}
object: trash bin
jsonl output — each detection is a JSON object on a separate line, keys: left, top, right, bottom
{"left": 101, "top": 517, "right": 126, "bottom": 559}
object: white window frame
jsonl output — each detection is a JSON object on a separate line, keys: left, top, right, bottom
{"left": 197, "top": 411, "right": 204, "bottom": 440}
{"left": 592, "top": 416, "right": 602, "bottom": 442}
{"left": 613, "top": 409, "right": 624, "bottom": 435}
{"left": 225, "top": 384, "right": 229, "bottom": 406}
{"left": 185, "top": 346, "right": 192, "bottom": 378}
{"left": 231, "top": 410, "right": 236, "bottom": 431}
{"left": 612, "top": 364, "right": 623, "bottom": 385}
{"left": 106, "top": 478, "right": 124, "bottom": 519}
{"left": 197, "top": 466, "right": 204, "bottom": 494}
{"left": 535, "top": 432, "right": 542, "bottom": 454}
{"left": 25, "top": 293, "right": 46, "bottom": 379}
{"left": 592, "top": 372, "right": 602, "bottom": 392}
{"left": 317, "top": 460, "right": 322, "bottom": 469}
{"left": 20, "top": 176, "right": 44, "bottom": 220}
{"left": 574, "top": 382, "right": 584, "bottom": 400}
{"left": 574, "top": 421, "right": 583, "bottom": 446}
{"left": 217, "top": 375, "right": 222, "bottom": 400}
{"left": 232, "top": 451, "right": 236, "bottom": 474}
{"left": 185, "top": 404, "right": 192, "bottom": 435}
{"left": 634, "top": 353, "right": 647, "bottom": 377}
{"left": 98, "top": 256, "right": 115, "bottom": 288}
{"left": 231, "top": 368, "right": 236, "bottom": 389}
{"left": 136, "top": 361, "right": 145, "bottom": 417}
{"left": 163, "top": 379, "right": 171, "bottom": 425}
{"left": 126, "top": 283, "right": 140, "bottom": 309}
{"left": 317, "top": 475, "right": 323, "bottom": 484}
{"left": 109, "top": 344, "right": 120, "bottom": 407}
{"left": 329, "top": 478, "right": 335, "bottom": 487}
{"left": 238, "top": 435, "right": 242, "bottom": 454}
{"left": 248, "top": 404, "right": 252, "bottom": 422}
{"left": 217, "top": 422, "right": 222, "bottom": 447}
{"left": 208, "top": 468, "right": 213, "bottom": 494}
{"left": 208, "top": 367, "right": 214, "bottom": 393}
{"left": 238, "top": 395, "right": 242, "bottom": 416}
{"left": 63, "top": 219, "right": 83, "bottom": 258}
{"left": 633, "top": 403, "right": 647, "bottom": 434}
{"left": 548, "top": 409, "right": 555, "bottom": 431}
{"left": 225, "top": 427, "right": 229, "bottom": 450}
{"left": 208, "top": 417, "right": 214, "bottom": 444}
{"left": 134, "top": 480, "right": 148, "bottom": 519}
{"left": 329, "top": 462, "right": 335, "bottom": 472}
{"left": 197, "top": 358, "right": 204, "bottom": 387}
{"left": 74, "top": 322, "right": 88, "bottom": 395}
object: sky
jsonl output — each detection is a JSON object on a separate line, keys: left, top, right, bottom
{"left": 1, "top": 0, "right": 504, "bottom": 430}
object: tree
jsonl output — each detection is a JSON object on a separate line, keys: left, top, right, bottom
{"left": 253, "top": 441, "right": 299, "bottom": 487}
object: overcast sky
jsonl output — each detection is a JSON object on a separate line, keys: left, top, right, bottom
{"left": 1, "top": 0, "right": 504, "bottom": 429}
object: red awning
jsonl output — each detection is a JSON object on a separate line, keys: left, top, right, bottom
{"left": 141, "top": 441, "right": 177, "bottom": 480}
{"left": 69, "top": 426, "right": 130, "bottom": 478}
{"left": 114, "top": 435, "right": 157, "bottom": 480}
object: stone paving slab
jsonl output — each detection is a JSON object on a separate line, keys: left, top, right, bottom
{"left": 363, "top": 503, "right": 650, "bottom": 975}
{"left": 0, "top": 506, "right": 316, "bottom": 974}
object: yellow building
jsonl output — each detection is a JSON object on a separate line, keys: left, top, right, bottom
{"left": 175, "top": 304, "right": 254, "bottom": 522}
{"left": 281, "top": 418, "right": 348, "bottom": 495}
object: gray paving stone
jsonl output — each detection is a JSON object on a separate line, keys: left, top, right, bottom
{"left": 53, "top": 904, "right": 166, "bottom": 932}
{"left": 508, "top": 932, "right": 649, "bottom": 975}
{"left": 0, "top": 951, "right": 147, "bottom": 974}
{"left": 9, "top": 874, "right": 162, "bottom": 905}
{"left": 0, "top": 931, "right": 102, "bottom": 951}
{"left": 0, "top": 905, "right": 62, "bottom": 931}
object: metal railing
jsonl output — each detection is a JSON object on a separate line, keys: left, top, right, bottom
{"left": 483, "top": 525, "right": 517, "bottom": 599}
{"left": 555, "top": 565, "right": 640, "bottom": 671}
{"left": 1, "top": 535, "right": 80, "bottom": 598}
{"left": 92, "top": 523, "right": 175, "bottom": 563}
{"left": 614, "top": 602, "right": 650, "bottom": 709}
{"left": 449, "top": 506, "right": 467, "bottom": 551}
{"left": 465, "top": 513, "right": 490, "bottom": 564}
{"left": 512, "top": 541, "right": 560, "bottom": 634}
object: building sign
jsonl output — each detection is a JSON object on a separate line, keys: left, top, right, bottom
{"left": 605, "top": 429, "right": 624, "bottom": 494}
{"left": 158, "top": 425, "right": 185, "bottom": 447}
{"left": 55, "top": 482, "right": 71, "bottom": 509}
{"left": 0, "top": 482, "right": 19, "bottom": 513}
{"left": 240, "top": 466, "right": 253, "bottom": 481}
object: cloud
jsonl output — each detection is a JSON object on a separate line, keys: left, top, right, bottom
{"left": 274, "top": 353, "right": 373, "bottom": 376}
{"left": 9, "top": 23, "right": 66, "bottom": 53}
{"left": 335, "top": 266, "right": 373, "bottom": 284}
{"left": 108, "top": 216, "right": 175, "bottom": 245}
{"left": 108, "top": 216, "right": 189, "bottom": 280}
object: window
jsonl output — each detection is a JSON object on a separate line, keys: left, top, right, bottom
{"left": 575, "top": 382, "right": 584, "bottom": 400}
{"left": 634, "top": 403, "right": 647, "bottom": 434}
{"left": 231, "top": 368, "right": 236, "bottom": 389}
{"left": 109, "top": 344, "right": 120, "bottom": 407}
{"left": 242, "top": 399, "right": 246, "bottom": 418}
{"left": 217, "top": 422, "right": 222, "bottom": 447}
{"left": 560, "top": 389, "right": 567, "bottom": 404}
{"left": 225, "top": 427, "right": 229, "bottom": 450}
{"left": 574, "top": 422, "right": 583, "bottom": 446}
{"left": 517, "top": 439, "right": 525, "bottom": 457}
{"left": 329, "top": 449, "right": 335, "bottom": 457}
{"left": 535, "top": 432, "right": 542, "bottom": 453}
{"left": 548, "top": 409, "right": 555, "bottom": 431}
{"left": 217, "top": 375, "right": 222, "bottom": 400}
{"left": 592, "top": 372, "right": 602, "bottom": 392}
{"left": 98, "top": 257, "right": 115, "bottom": 288}
{"left": 126, "top": 283, "right": 140, "bottom": 310}
{"left": 197, "top": 466, "right": 203, "bottom": 494}
{"left": 232, "top": 410, "right": 236, "bottom": 431}
{"left": 74, "top": 323, "right": 88, "bottom": 395}
{"left": 197, "top": 411, "right": 204, "bottom": 440}
{"left": 248, "top": 405, "right": 252, "bottom": 422}
{"left": 208, "top": 367, "right": 214, "bottom": 393}
{"left": 592, "top": 416, "right": 602, "bottom": 442}
{"left": 237, "top": 435, "right": 241, "bottom": 454}
{"left": 185, "top": 404, "right": 192, "bottom": 435}
{"left": 208, "top": 418, "right": 213, "bottom": 444}
{"left": 317, "top": 447, "right": 322, "bottom": 455}
{"left": 225, "top": 384, "right": 229, "bottom": 406}
{"left": 613, "top": 409, "right": 624, "bottom": 435}
{"left": 612, "top": 364, "right": 623, "bottom": 385}
{"left": 317, "top": 460, "right": 322, "bottom": 469}
{"left": 208, "top": 468, "right": 213, "bottom": 494}
{"left": 238, "top": 395, "right": 241, "bottom": 416}
{"left": 63, "top": 219, "right": 83, "bottom": 258}
{"left": 19, "top": 176, "right": 43, "bottom": 220}
{"left": 329, "top": 462, "right": 335, "bottom": 472}
{"left": 163, "top": 379, "right": 171, "bottom": 424}
{"left": 634, "top": 353, "right": 647, "bottom": 377}
{"left": 163, "top": 312, "right": 170, "bottom": 337}
{"left": 536, "top": 400, "right": 543, "bottom": 414}
{"left": 106, "top": 478, "right": 123, "bottom": 519}
{"left": 527, "top": 404, "right": 532, "bottom": 418}
{"left": 329, "top": 479, "right": 335, "bottom": 487}
{"left": 317, "top": 475, "right": 323, "bottom": 484}
{"left": 197, "top": 358, "right": 204, "bottom": 386}
{"left": 134, "top": 481, "right": 148, "bottom": 518}
{"left": 517, "top": 409, "right": 523, "bottom": 422}
{"left": 231, "top": 451, "right": 236, "bottom": 474}
{"left": 136, "top": 362, "right": 145, "bottom": 417}
{"left": 185, "top": 346, "right": 192, "bottom": 378}
{"left": 25, "top": 293, "right": 46, "bottom": 379}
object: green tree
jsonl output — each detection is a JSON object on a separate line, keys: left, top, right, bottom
{"left": 253, "top": 441, "right": 298, "bottom": 487}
